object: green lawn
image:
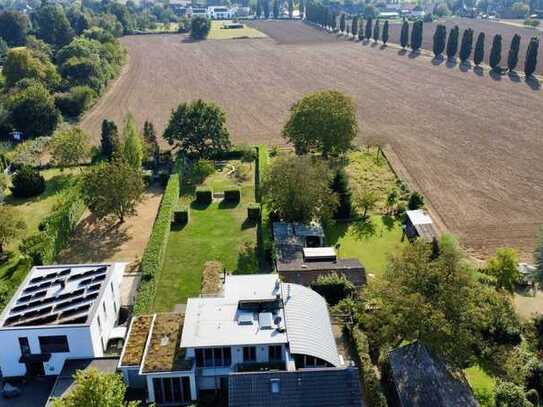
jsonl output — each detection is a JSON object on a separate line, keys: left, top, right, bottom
{"left": 208, "top": 20, "right": 267, "bottom": 40}
{"left": 153, "top": 161, "right": 258, "bottom": 311}
{"left": 465, "top": 365, "right": 496, "bottom": 407}
{"left": 325, "top": 215, "right": 405, "bottom": 279}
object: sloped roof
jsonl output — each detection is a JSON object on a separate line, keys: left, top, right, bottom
{"left": 228, "top": 367, "right": 364, "bottom": 407}
{"left": 282, "top": 283, "right": 340, "bottom": 367}
{"left": 388, "top": 342, "right": 479, "bottom": 407}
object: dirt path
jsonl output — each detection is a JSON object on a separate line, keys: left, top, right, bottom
{"left": 58, "top": 185, "right": 163, "bottom": 272}
{"left": 80, "top": 22, "right": 543, "bottom": 260}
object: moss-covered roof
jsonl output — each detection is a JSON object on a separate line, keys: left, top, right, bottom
{"left": 120, "top": 315, "right": 153, "bottom": 367}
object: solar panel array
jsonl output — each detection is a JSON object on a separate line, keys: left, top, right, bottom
{"left": 4, "top": 266, "right": 109, "bottom": 327}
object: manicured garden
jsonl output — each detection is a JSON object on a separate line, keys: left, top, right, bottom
{"left": 208, "top": 20, "right": 267, "bottom": 40}
{"left": 153, "top": 158, "right": 259, "bottom": 311}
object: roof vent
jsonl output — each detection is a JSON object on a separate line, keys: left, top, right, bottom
{"left": 238, "top": 312, "right": 254, "bottom": 325}
{"left": 160, "top": 336, "right": 169, "bottom": 346}
{"left": 259, "top": 312, "right": 273, "bottom": 329}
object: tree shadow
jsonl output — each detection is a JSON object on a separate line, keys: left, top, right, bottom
{"left": 525, "top": 76, "right": 541, "bottom": 90}
{"left": 408, "top": 50, "right": 420, "bottom": 59}
{"left": 381, "top": 215, "right": 395, "bottom": 231}
{"left": 171, "top": 222, "right": 187, "bottom": 232}
{"left": 371, "top": 41, "right": 378, "bottom": 48}
{"left": 190, "top": 200, "right": 211, "bottom": 210}
{"left": 431, "top": 55, "right": 444, "bottom": 65}
{"left": 324, "top": 221, "right": 349, "bottom": 246}
{"left": 5, "top": 174, "right": 76, "bottom": 208}
{"left": 446, "top": 58, "right": 457, "bottom": 69}
{"left": 350, "top": 217, "right": 376, "bottom": 240}
{"left": 507, "top": 71, "right": 521, "bottom": 83}
{"left": 489, "top": 69, "right": 502, "bottom": 81}
{"left": 241, "top": 218, "right": 257, "bottom": 230}
{"left": 397, "top": 48, "right": 408, "bottom": 55}
{"left": 380, "top": 44, "right": 387, "bottom": 50}
{"left": 218, "top": 200, "right": 239, "bottom": 209}
{"left": 473, "top": 66, "right": 484, "bottom": 76}
{"left": 235, "top": 242, "right": 259, "bottom": 275}
{"left": 459, "top": 61, "right": 472, "bottom": 72}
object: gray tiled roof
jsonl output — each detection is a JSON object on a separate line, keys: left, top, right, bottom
{"left": 228, "top": 367, "right": 364, "bottom": 407}
{"left": 388, "top": 342, "right": 479, "bottom": 407}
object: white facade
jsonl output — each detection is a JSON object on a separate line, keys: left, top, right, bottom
{"left": 207, "top": 6, "right": 233, "bottom": 19}
{"left": 0, "top": 263, "right": 125, "bottom": 377}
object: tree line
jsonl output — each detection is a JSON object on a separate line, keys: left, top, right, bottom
{"left": 255, "top": 0, "right": 302, "bottom": 19}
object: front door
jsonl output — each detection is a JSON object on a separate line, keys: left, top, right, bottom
{"left": 25, "top": 361, "right": 45, "bottom": 376}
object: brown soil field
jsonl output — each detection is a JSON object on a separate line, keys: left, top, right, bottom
{"left": 386, "top": 17, "right": 543, "bottom": 75}
{"left": 80, "top": 21, "right": 543, "bottom": 260}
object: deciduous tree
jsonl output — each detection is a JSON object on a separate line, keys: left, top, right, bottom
{"left": 33, "top": 3, "right": 75, "bottom": 48}
{"left": 122, "top": 114, "right": 144, "bottom": 170}
{"left": 282, "top": 90, "right": 358, "bottom": 158}
{"left": 262, "top": 155, "right": 338, "bottom": 223}
{"left": 82, "top": 157, "right": 144, "bottom": 223}
{"left": 474, "top": 32, "right": 485, "bottom": 66}
{"left": 0, "top": 206, "right": 26, "bottom": 257}
{"left": 524, "top": 36, "right": 539, "bottom": 77}
{"left": 50, "top": 127, "right": 90, "bottom": 170}
{"left": 3, "top": 47, "right": 60, "bottom": 90}
{"left": 190, "top": 16, "right": 210, "bottom": 40}
{"left": 0, "top": 11, "right": 30, "bottom": 46}
{"left": 163, "top": 100, "right": 231, "bottom": 159}
{"left": 486, "top": 248, "right": 520, "bottom": 293}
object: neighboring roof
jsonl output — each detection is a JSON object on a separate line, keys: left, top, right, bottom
{"left": 388, "top": 342, "right": 478, "bottom": 407}
{"left": 119, "top": 315, "right": 154, "bottom": 367}
{"left": 273, "top": 222, "right": 325, "bottom": 250}
{"left": 47, "top": 357, "right": 119, "bottom": 405}
{"left": 141, "top": 313, "right": 193, "bottom": 374}
{"left": 224, "top": 274, "right": 281, "bottom": 301}
{"left": 0, "top": 263, "right": 124, "bottom": 329}
{"left": 302, "top": 247, "right": 336, "bottom": 260}
{"left": 228, "top": 367, "right": 364, "bottom": 407}
{"left": 276, "top": 258, "right": 364, "bottom": 273}
{"left": 282, "top": 283, "right": 340, "bottom": 367}
{"left": 406, "top": 210, "right": 438, "bottom": 242}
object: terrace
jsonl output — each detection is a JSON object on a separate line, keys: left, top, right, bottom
{"left": 141, "top": 313, "right": 194, "bottom": 374}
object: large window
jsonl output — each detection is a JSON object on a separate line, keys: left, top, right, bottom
{"left": 268, "top": 345, "right": 282, "bottom": 361}
{"left": 39, "top": 336, "right": 69, "bottom": 353}
{"left": 18, "top": 337, "right": 30, "bottom": 355}
{"left": 243, "top": 346, "right": 256, "bottom": 362}
{"left": 152, "top": 377, "right": 191, "bottom": 404}
{"left": 195, "top": 347, "right": 232, "bottom": 368}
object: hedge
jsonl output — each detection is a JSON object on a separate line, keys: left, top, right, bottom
{"left": 224, "top": 188, "right": 240, "bottom": 203}
{"left": 351, "top": 327, "right": 388, "bottom": 407}
{"left": 133, "top": 170, "right": 180, "bottom": 314}
{"left": 20, "top": 189, "right": 85, "bottom": 265}
{"left": 173, "top": 206, "right": 189, "bottom": 225}
{"left": 256, "top": 145, "right": 268, "bottom": 203}
{"left": 195, "top": 186, "right": 212, "bottom": 205}
{"left": 310, "top": 272, "right": 355, "bottom": 306}
{"left": 247, "top": 203, "right": 261, "bottom": 221}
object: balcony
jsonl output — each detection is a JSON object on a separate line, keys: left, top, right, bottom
{"left": 234, "top": 361, "right": 285, "bottom": 373}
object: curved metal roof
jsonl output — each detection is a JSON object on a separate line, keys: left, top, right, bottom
{"left": 282, "top": 283, "right": 341, "bottom": 367}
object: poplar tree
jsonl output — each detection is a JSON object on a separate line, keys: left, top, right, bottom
{"left": 382, "top": 20, "right": 389, "bottom": 45}
{"left": 358, "top": 18, "right": 364, "bottom": 41}
{"left": 507, "top": 33, "right": 521, "bottom": 72}
{"left": 410, "top": 20, "right": 422, "bottom": 51}
{"left": 489, "top": 34, "right": 502, "bottom": 71}
{"left": 340, "top": 13, "right": 346, "bottom": 33}
{"left": 473, "top": 32, "right": 485, "bottom": 66}
{"left": 365, "top": 17, "right": 373, "bottom": 40}
{"left": 352, "top": 15, "right": 358, "bottom": 38}
{"left": 272, "top": 0, "right": 279, "bottom": 19}
{"left": 299, "top": 0, "right": 304, "bottom": 18}
{"left": 459, "top": 28, "right": 474, "bottom": 63}
{"left": 446, "top": 25, "right": 459, "bottom": 60}
{"left": 256, "top": 0, "right": 262, "bottom": 18}
{"left": 288, "top": 0, "right": 293, "bottom": 18}
{"left": 433, "top": 24, "right": 446, "bottom": 57}
{"left": 373, "top": 18, "right": 380, "bottom": 42}
{"left": 400, "top": 19, "right": 409, "bottom": 49}
{"left": 101, "top": 119, "right": 120, "bottom": 160}
{"left": 524, "top": 36, "right": 539, "bottom": 77}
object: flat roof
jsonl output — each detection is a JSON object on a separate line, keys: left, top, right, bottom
{"left": 0, "top": 264, "right": 125, "bottom": 329}
{"left": 141, "top": 313, "right": 193, "bottom": 374}
{"left": 406, "top": 210, "right": 433, "bottom": 226}
{"left": 276, "top": 258, "right": 363, "bottom": 272}
{"left": 224, "top": 274, "right": 281, "bottom": 301}
{"left": 303, "top": 247, "right": 336, "bottom": 259}
{"left": 119, "top": 315, "right": 153, "bottom": 367}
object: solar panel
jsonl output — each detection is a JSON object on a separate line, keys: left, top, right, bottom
{"left": 58, "top": 268, "right": 71, "bottom": 276}
{"left": 88, "top": 283, "right": 102, "bottom": 293}
{"left": 79, "top": 278, "right": 93, "bottom": 286}
{"left": 29, "top": 276, "right": 44, "bottom": 284}
{"left": 32, "top": 290, "right": 47, "bottom": 299}
{"left": 11, "top": 304, "right": 29, "bottom": 313}
{"left": 60, "top": 304, "right": 91, "bottom": 320}
{"left": 59, "top": 316, "right": 88, "bottom": 325}
{"left": 93, "top": 274, "right": 106, "bottom": 283}
{"left": 18, "top": 295, "right": 32, "bottom": 303}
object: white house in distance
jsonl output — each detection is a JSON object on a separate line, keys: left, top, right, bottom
{"left": 207, "top": 6, "right": 233, "bottom": 19}
{"left": 119, "top": 274, "right": 363, "bottom": 406}
{"left": 0, "top": 263, "right": 126, "bottom": 377}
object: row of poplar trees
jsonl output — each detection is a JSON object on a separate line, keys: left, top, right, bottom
{"left": 339, "top": 15, "right": 392, "bottom": 45}
{"left": 432, "top": 24, "right": 539, "bottom": 76}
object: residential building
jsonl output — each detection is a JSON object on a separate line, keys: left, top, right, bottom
{"left": 273, "top": 222, "right": 366, "bottom": 286}
{"left": 207, "top": 6, "right": 233, "bottom": 19}
{"left": 0, "top": 263, "right": 126, "bottom": 378}
{"left": 386, "top": 342, "right": 478, "bottom": 407}
{"left": 119, "top": 274, "right": 363, "bottom": 405}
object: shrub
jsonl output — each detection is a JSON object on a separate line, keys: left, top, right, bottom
{"left": 524, "top": 19, "right": 540, "bottom": 27}
{"left": 248, "top": 203, "right": 261, "bottom": 221}
{"left": 407, "top": 191, "right": 424, "bottom": 210}
{"left": 256, "top": 145, "right": 268, "bottom": 202}
{"left": 55, "top": 86, "right": 97, "bottom": 117}
{"left": 173, "top": 207, "right": 189, "bottom": 225}
{"left": 192, "top": 159, "right": 215, "bottom": 183}
{"left": 351, "top": 327, "right": 388, "bottom": 407}
{"left": 494, "top": 381, "right": 531, "bottom": 407}
{"left": 191, "top": 16, "right": 211, "bottom": 40}
{"left": 134, "top": 170, "right": 180, "bottom": 314}
{"left": 195, "top": 186, "right": 212, "bottom": 205}
{"left": 201, "top": 261, "right": 222, "bottom": 295}
{"left": 10, "top": 165, "right": 46, "bottom": 198}
{"left": 311, "top": 272, "right": 355, "bottom": 306}
{"left": 224, "top": 188, "right": 240, "bottom": 203}
{"left": 158, "top": 171, "right": 169, "bottom": 187}
{"left": 526, "top": 389, "right": 539, "bottom": 406}
{"left": 20, "top": 233, "right": 53, "bottom": 265}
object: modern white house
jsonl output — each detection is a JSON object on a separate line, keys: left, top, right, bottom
{"left": 0, "top": 263, "right": 126, "bottom": 378}
{"left": 207, "top": 6, "right": 233, "bottom": 19}
{"left": 119, "top": 274, "right": 363, "bottom": 406}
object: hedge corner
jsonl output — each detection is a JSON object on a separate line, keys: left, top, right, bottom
{"left": 195, "top": 186, "right": 212, "bottom": 205}
{"left": 173, "top": 207, "right": 189, "bottom": 225}
{"left": 247, "top": 203, "right": 261, "bottom": 221}
{"left": 224, "top": 188, "right": 241, "bottom": 204}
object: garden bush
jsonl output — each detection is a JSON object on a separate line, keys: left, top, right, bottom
{"left": 351, "top": 327, "right": 388, "bottom": 407}
{"left": 524, "top": 19, "right": 540, "bottom": 27}
{"left": 158, "top": 171, "right": 170, "bottom": 187}
{"left": 55, "top": 86, "right": 97, "bottom": 117}
{"left": 494, "top": 381, "right": 531, "bottom": 406}
{"left": 192, "top": 159, "right": 215, "bottom": 183}
{"left": 248, "top": 203, "right": 261, "bottom": 221}
{"left": 224, "top": 188, "right": 240, "bottom": 203}
{"left": 173, "top": 206, "right": 189, "bottom": 225}
{"left": 134, "top": 170, "right": 180, "bottom": 314}
{"left": 195, "top": 186, "right": 212, "bottom": 205}
{"left": 407, "top": 191, "right": 424, "bottom": 210}
{"left": 311, "top": 272, "right": 355, "bottom": 306}
{"left": 256, "top": 145, "right": 268, "bottom": 203}
{"left": 10, "top": 165, "right": 46, "bottom": 198}
{"left": 526, "top": 389, "right": 539, "bottom": 406}
{"left": 191, "top": 16, "right": 211, "bottom": 40}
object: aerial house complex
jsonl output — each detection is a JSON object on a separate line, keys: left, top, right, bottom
{"left": 0, "top": 263, "right": 126, "bottom": 377}
{"left": 119, "top": 274, "right": 363, "bottom": 406}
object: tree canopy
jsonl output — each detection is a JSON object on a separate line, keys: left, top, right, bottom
{"left": 282, "top": 90, "right": 358, "bottom": 158}
{"left": 122, "top": 114, "right": 144, "bottom": 170}
{"left": 163, "top": 99, "right": 231, "bottom": 159}
{"left": 190, "top": 16, "right": 211, "bottom": 40}
{"left": 0, "top": 11, "right": 30, "bottom": 46}
{"left": 262, "top": 154, "right": 338, "bottom": 223}
{"left": 50, "top": 127, "right": 91, "bottom": 170}
{"left": 0, "top": 205, "right": 26, "bottom": 256}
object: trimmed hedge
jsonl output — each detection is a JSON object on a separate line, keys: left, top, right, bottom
{"left": 248, "top": 203, "right": 261, "bottom": 221}
{"left": 173, "top": 207, "right": 189, "bottom": 225}
{"left": 256, "top": 145, "right": 268, "bottom": 203}
{"left": 133, "top": 170, "right": 180, "bottom": 315}
{"left": 20, "top": 189, "right": 85, "bottom": 265}
{"left": 195, "top": 186, "right": 212, "bottom": 205}
{"left": 310, "top": 272, "right": 355, "bottom": 306}
{"left": 224, "top": 188, "right": 240, "bottom": 203}
{"left": 351, "top": 327, "right": 388, "bottom": 407}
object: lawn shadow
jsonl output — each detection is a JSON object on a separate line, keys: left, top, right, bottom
{"left": 323, "top": 221, "right": 349, "bottom": 245}
{"left": 473, "top": 65, "right": 484, "bottom": 76}
{"left": 218, "top": 200, "right": 239, "bottom": 210}
{"left": 381, "top": 215, "right": 395, "bottom": 231}
{"left": 525, "top": 76, "right": 541, "bottom": 90}
{"left": 507, "top": 71, "right": 521, "bottom": 83}
{"left": 459, "top": 61, "right": 471, "bottom": 72}
{"left": 235, "top": 242, "right": 259, "bottom": 275}
{"left": 241, "top": 218, "right": 257, "bottom": 230}
{"left": 350, "top": 217, "right": 376, "bottom": 240}
{"left": 431, "top": 55, "right": 444, "bottom": 65}
{"left": 190, "top": 200, "right": 211, "bottom": 210}
{"left": 170, "top": 222, "right": 187, "bottom": 232}
{"left": 446, "top": 58, "right": 457, "bottom": 69}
